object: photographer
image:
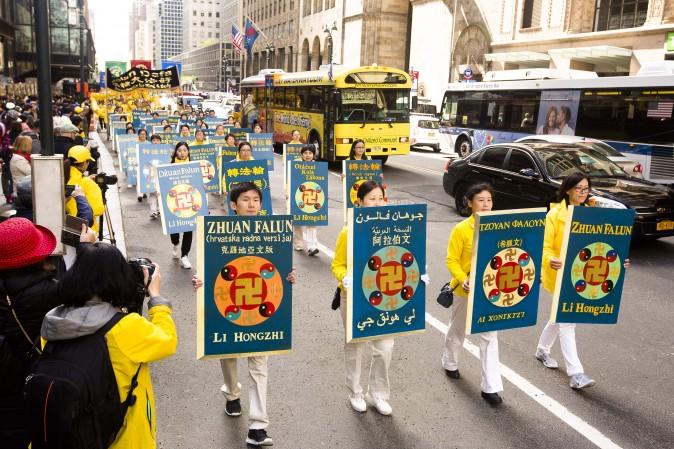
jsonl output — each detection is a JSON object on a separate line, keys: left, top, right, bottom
{"left": 65, "top": 145, "right": 104, "bottom": 232}
{"left": 37, "top": 243, "right": 177, "bottom": 448}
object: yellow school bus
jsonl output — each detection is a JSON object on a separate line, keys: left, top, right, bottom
{"left": 240, "top": 65, "right": 412, "bottom": 163}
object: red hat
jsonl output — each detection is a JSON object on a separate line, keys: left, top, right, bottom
{"left": 0, "top": 218, "right": 57, "bottom": 270}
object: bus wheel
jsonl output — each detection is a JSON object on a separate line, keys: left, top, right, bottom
{"left": 309, "top": 131, "right": 321, "bottom": 159}
{"left": 454, "top": 183, "right": 471, "bottom": 217}
{"left": 456, "top": 137, "right": 472, "bottom": 158}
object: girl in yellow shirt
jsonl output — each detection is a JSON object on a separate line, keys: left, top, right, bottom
{"left": 169, "top": 142, "right": 193, "bottom": 269}
{"left": 442, "top": 183, "right": 504, "bottom": 405}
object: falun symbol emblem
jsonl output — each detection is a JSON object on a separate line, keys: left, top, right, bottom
{"left": 295, "top": 181, "right": 324, "bottom": 213}
{"left": 570, "top": 242, "right": 621, "bottom": 300}
{"left": 361, "top": 246, "right": 420, "bottom": 312}
{"left": 482, "top": 247, "right": 535, "bottom": 307}
{"left": 166, "top": 184, "right": 203, "bottom": 218}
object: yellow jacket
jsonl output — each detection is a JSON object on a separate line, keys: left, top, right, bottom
{"left": 67, "top": 166, "right": 105, "bottom": 231}
{"left": 445, "top": 215, "right": 475, "bottom": 298}
{"left": 541, "top": 200, "right": 569, "bottom": 293}
{"left": 107, "top": 305, "right": 177, "bottom": 449}
{"left": 331, "top": 227, "right": 348, "bottom": 289}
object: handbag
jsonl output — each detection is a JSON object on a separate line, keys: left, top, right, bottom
{"left": 436, "top": 281, "right": 459, "bottom": 308}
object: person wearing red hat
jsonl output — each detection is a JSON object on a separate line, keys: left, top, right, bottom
{"left": 0, "top": 218, "right": 62, "bottom": 448}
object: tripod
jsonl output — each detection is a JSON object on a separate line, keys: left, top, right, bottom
{"left": 98, "top": 185, "right": 117, "bottom": 246}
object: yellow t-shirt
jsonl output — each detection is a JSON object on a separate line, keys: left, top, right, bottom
{"left": 445, "top": 215, "right": 475, "bottom": 298}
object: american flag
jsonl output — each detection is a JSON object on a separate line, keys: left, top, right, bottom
{"left": 232, "top": 25, "right": 244, "bottom": 53}
{"left": 647, "top": 101, "right": 674, "bottom": 118}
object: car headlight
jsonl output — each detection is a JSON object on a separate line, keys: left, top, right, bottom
{"left": 587, "top": 196, "right": 627, "bottom": 209}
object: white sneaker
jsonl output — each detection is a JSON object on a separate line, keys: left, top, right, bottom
{"left": 366, "top": 393, "right": 392, "bottom": 416}
{"left": 172, "top": 245, "right": 180, "bottom": 259}
{"left": 349, "top": 393, "right": 367, "bottom": 413}
{"left": 569, "top": 373, "right": 595, "bottom": 390}
{"left": 180, "top": 256, "right": 192, "bottom": 269}
{"left": 294, "top": 245, "right": 304, "bottom": 251}
{"left": 535, "top": 349, "right": 559, "bottom": 369}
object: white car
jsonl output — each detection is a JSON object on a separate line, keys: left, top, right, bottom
{"left": 515, "top": 134, "right": 643, "bottom": 178}
{"left": 410, "top": 114, "right": 441, "bottom": 152}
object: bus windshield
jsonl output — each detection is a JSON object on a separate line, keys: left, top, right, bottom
{"left": 339, "top": 88, "right": 409, "bottom": 123}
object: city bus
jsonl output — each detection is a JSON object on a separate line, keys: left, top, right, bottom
{"left": 240, "top": 65, "right": 412, "bottom": 163}
{"left": 439, "top": 69, "right": 674, "bottom": 183}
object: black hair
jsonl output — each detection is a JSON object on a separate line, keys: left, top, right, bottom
{"left": 237, "top": 141, "right": 252, "bottom": 152}
{"left": 150, "top": 134, "right": 162, "bottom": 142}
{"left": 356, "top": 180, "right": 386, "bottom": 201}
{"left": 180, "top": 124, "right": 190, "bottom": 132}
{"left": 194, "top": 128, "right": 206, "bottom": 138}
{"left": 171, "top": 141, "right": 190, "bottom": 162}
{"left": 465, "top": 183, "right": 493, "bottom": 202}
{"left": 163, "top": 124, "right": 172, "bottom": 131}
{"left": 225, "top": 133, "right": 236, "bottom": 142}
{"left": 138, "top": 128, "right": 148, "bottom": 137}
{"left": 348, "top": 139, "right": 367, "bottom": 160}
{"left": 57, "top": 242, "right": 138, "bottom": 309}
{"left": 229, "top": 181, "right": 262, "bottom": 204}
{"left": 126, "top": 127, "right": 136, "bottom": 134}
{"left": 558, "top": 172, "right": 591, "bottom": 204}
{"left": 300, "top": 144, "right": 315, "bottom": 156}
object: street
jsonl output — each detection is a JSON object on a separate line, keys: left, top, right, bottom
{"left": 106, "top": 140, "right": 674, "bottom": 449}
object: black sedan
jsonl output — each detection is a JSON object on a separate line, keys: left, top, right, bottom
{"left": 442, "top": 142, "right": 674, "bottom": 238}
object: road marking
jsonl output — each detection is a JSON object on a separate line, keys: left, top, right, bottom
{"left": 316, "top": 241, "right": 623, "bottom": 449}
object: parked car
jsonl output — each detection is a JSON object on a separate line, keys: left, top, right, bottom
{"left": 410, "top": 113, "right": 441, "bottom": 152}
{"left": 442, "top": 142, "right": 674, "bottom": 238}
{"left": 515, "top": 134, "right": 643, "bottom": 178}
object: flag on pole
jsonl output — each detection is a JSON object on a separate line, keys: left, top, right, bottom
{"left": 232, "top": 25, "right": 244, "bottom": 53}
{"left": 244, "top": 17, "right": 260, "bottom": 59}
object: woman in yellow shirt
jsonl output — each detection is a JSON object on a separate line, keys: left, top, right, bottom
{"left": 193, "top": 129, "right": 208, "bottom": 146}
{"left": 442, "top": 182, "right": 504, "bottom": 405}
{"left": 169, "top": 142, "right": 193, "bottom": 269}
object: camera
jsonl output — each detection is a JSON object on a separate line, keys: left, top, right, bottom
{"left": 94, "top": 172, "right": 118, "bottom": 186}
{"left": 127, "top": 257, "right": 155, "bottom": 313}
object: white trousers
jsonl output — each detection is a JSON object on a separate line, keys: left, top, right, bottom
{"left": 148, "top": 192, "right": 159, "bottom": 213}
{"left": 339, "top": 291, "right": 394, "bottom": 400}
{"left": 293, "top": 226, "right": 318, "bottom": 250}
{"left": 537, "top": 322, "right": 584, "bottom": 376}
{"left": 220, "top": 357, "right": 269, "bottom": 429}
{"left": 441, "top": 295, "right": 504, "bottom": 393}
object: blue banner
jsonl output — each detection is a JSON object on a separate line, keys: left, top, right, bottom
{"left": 283, "top": 143, "right": 304, "bottom": 187}
{"left": 230, "top": 127, "right": 252, "bottom": 143}
{"left": 156, "top": 162, "right": 208, "bottom": 235}
{"left": 467, "top": 209, "right": 547, "bottom": 334}
{"left": 287, "top": 161, "right": 328, "bottom": 226}
{"left": 189, "top": 144, "right": 221, "bottom": 194}
{"left": 248, "top": 133, "right": 275, "bottom": 171}
{"left": 342, "top": 160, "right": 383, "bottom": 222}
{"left": 137, "top": 143, "right": 172, "bottom": 195}
{"left": 196, "top": 215, "right": 293, "bottom": 359}
{"left": 346, "top": 204, "right": 427, "bottom": 342}
{"left": 126, "top": 145, "right": 138, "bottom": 186}
{"left": 222, "top": 160, "right": 273, "bottom": 216}
{"left": 550, "top": 206, "right": 635, "bottom": 324}
{"left": 117, "top": 137, "right": 138, "bottom": 174}
{"left": 161, "top": 60, "right": 182, "bottom": 76}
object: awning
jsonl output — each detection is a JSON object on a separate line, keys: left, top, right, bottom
{"left": 548, "top": 45, "right": 632, "bottom": 70}
{"left": 484, "top": 51, "right": 550, "bottom": 67}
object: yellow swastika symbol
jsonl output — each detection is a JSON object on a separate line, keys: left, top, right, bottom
{"left": 380, "top": 265, "right": 403, "bottom": 292}
{"left": 585, "top": 258, "right": 608, "bottom": 284}
{"left": 497, "top": 264, "right": 522, "bottom": 291}
{"left": 233, "top": 277, "right": 264, "bottom": 307}
{"left": 175, "top": 192, "right": 194, "bottom": 210}
{"left": 302, "top": 190, "right": 318, "bottom": 205}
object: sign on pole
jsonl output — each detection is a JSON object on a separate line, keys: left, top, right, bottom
{"left": 156, "top": 162, "right": 208, "bottom": 235}
{"left": 342, "top": 159, "right": 383, "bottom": 222}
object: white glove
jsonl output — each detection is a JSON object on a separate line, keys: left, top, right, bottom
{"left": 342, "top": 276, "right": 353, "bottom": 289}
{"left": 421, "top": 274, "right": 430, "bottom": 285}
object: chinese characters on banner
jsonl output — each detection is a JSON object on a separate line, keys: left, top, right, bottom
{"left": 156, "top": 162, "right": 208, "bottom": 235}
{"left": 196, "top": 215, "right": 293, "bottom": 359}
{"left": 247, "top": 133, "right": 275, "bottom": 171}
{"left": 287, "top": 161, "right": 329, "bottom": 226}
{"left": 189, "top": 144, "right": 221, "bottom": 194}
{"left": 550, "top": 206, "right": 635, "bottom": 324}
{"left": 106, "top": 66, "right": 180, "bottom": 92}
{"left": 137, "top": 143, "right": 172, "bottom": 195}
{"left": 117, "top": 136, "right": 138, "bottom": 175}
{"left": 230, "top": 127, "right": 252, "bottom": 143}
{"left": 346, "top": 205, "right": 427, "bottom": 343}
{"left": 221, "top": 160, "right": 273, "bottom": 216}
{"left": 466, "top": 209, "right": 546, "bottom": 335}
{"left": 342, "top": 160, "right": 383, "bottom": 222}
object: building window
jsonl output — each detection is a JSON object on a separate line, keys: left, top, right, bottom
{"left": 521, "top": 0, "right": 541, "bottom": 29}
{"left": 303, "top": 0, "right": 311, "bottom": 16}
{"left": 594, "top": 0, "right": 649, "bottom": 31}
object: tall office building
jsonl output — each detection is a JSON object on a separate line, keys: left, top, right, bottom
{"left": 183, "top": 0, "right": 227, "bottom": 51}
{"left": 158, "top": 0, "right": 183, "bottom": 62}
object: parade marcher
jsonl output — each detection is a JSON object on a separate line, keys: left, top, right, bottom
{"left": 214, "top": 124, "right": 226, "bottom": 136}
{"left": 169, "top": 142, "right": 193, "bottom": 269}
{"left": 331, "top": 181, "right": 423, "bottom": 415}
{"left": 137, "top": 128, "right": 148, "bottom": 143}
{"left": 232, "top": 141, "right": 254, "bottom": 162}
{"left": 126, "top": 127, "right": 136, "bottom": 135}
{"left": 442, "top": 183, "right": 505, "bottom": 405}
{"left": 193, "top": 128, "right": 208, "bottom": 145}
{"left": 292, "top": 145, "right": 319, "bottom": 255}
{"left": 9, "top": 136, "right": 32, "bottom": 196}
{"left": 535, "top": 172, "right": 630, "bottom": 389}
{"left": 38, "top": 242, "right": 177, "bottom": 449}
{"left": 290, "top": 129, "right": 301, "bottom": 144}
{"left": 192, "top": 182, "right": 296, "bottom": 447}
{"left": 348, "top": 139, "right": 370, "bottom": 160}
{"left": 225, "top": 133, "right": 237, "bottom": 147}
{"left": 150, "top": 134, "right": 162, "bottom": 144}
{"left": 253, "top": 123, "right": 263, "bottom": 134}
{"left": 147, "top": 135, "right": 163, "bottom": 220}
{"left": 66, "top": 145, "right": 104, "bottom": 232}
{"left": 163, "top": 124, "right": 173, "bottom": 133}
{"left": 179, "top": 124, "right": 191, "bottom": 139}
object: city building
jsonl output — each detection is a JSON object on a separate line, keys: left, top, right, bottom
{"left": 157, "top": 0, "right": 183, "bottom": 62}
{"left": 298, "top": 0, "right": 342, "bottom": 70}
{"left": 409, "top": 0, "right": 674, "bottom": 107}
{"left": 129, "top": 0, "right": 154, "bottom": 61}
{"left": 183, "top": 0, "right": 226, "bottom": 51}
{"left": 169, "top": 41, "right": 242, "bottom": 92}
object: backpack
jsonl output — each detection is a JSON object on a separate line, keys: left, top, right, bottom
{"left": 24, "top": 313, "right": 141, "bottom": 449}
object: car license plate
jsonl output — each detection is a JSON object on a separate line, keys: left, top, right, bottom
{"left": 656, "top": 220, "right": 674, "bottom": 231}
{"left": 373, "top": 146, "right": 382, "bottom": 152}
{"left": 428, "top": 132, "right": 436, "bottom": 137}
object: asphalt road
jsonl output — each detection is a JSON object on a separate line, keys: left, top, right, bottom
{"left": 108, "top": 144, "right": 674, "bottom": 449}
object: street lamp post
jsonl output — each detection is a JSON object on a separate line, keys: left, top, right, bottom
{"left": 79, "top": 5, "right": 86, "bottom": 102}
{"left": 323, "top": 22, "right": 338, "bottom": 65}
{"left": 35, "top": 0, "right": 54, "bottom": 155}
{"left": 265, "top": 42, "right": 275, "bottom": 69}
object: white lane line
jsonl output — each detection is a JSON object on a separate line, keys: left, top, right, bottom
{"left": 316, "top": 241, "right": 623, "bottom": 449}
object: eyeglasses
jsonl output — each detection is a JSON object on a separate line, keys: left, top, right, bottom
{"left": 574, "top": 186, "right": 590, "bottom": 193}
